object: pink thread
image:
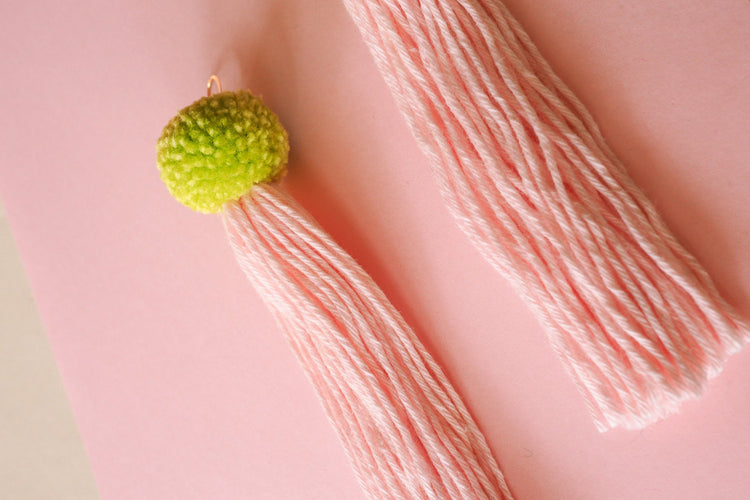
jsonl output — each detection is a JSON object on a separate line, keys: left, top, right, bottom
{"left": 223, "top": 184, "right": 513, "bottom": 499}
{"left": 343, "top": 0, "right": 749, "bottom": 430}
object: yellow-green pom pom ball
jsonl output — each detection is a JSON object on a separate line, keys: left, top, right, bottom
{"left": 156, "top": 90, "right": 289, "bottom": 213}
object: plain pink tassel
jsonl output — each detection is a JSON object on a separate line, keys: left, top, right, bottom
{"left": 223, "top": 184, "right": 512, "bottom": 499}
{"left": 342, "top": 0, "right": 749, "bottom": 430}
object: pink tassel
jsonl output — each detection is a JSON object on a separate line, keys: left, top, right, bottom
{"left": 223, "top": 184, "right": 512, "bottom": 499}
{"left": 157, "top": 81, "right": 512, "bottom": 499}
{"left": 342, "top": 0, "right": 749, "bottom": 430}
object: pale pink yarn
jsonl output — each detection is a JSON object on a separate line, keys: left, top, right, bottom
{"left": 223, "top": 184, "right": 513, "bottom": 500}
{"left": 342, "top": 0, "right": 750, "bottom": 430}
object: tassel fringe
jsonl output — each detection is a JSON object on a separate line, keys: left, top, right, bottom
{"left": 224, "top": 184, "right": 513, "bottom": 499}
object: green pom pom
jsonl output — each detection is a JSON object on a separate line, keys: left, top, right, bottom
{"left": 156, "top": 90, "right": 289, "bottom": 213}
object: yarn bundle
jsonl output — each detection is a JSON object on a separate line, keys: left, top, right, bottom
{"left": 342, "top": 0, "right": 749, "bottom": 430}
{"left": 157, "top": 85, "right": 512, "bottom": 499}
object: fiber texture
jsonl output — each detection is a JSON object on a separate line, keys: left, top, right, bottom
{"left": 342, "top": 0, "right": 750, "bottom": 430}
{"left": 224, "top": 184, "right": 512, "bottom": 499}
{"left": 156, "top": 90, "right": 289, "bottom": 213}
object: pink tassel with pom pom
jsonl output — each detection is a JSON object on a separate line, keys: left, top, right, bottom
{"left": 157, "top": 77, "right": 513, "bottom": 499}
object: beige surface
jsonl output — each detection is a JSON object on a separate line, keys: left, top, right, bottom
{"left": 0, "top": 202, "right": 99, "bottom": 500}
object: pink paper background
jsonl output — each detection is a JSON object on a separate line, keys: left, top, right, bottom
{"left": 2, "top": 0, "right": 749, "bottom": 498}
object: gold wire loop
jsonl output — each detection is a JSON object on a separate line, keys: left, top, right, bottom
{"left": 206, "top": 75, "right": 222, "bottom": 97}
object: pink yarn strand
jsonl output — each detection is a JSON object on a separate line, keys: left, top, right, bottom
{"left": 342, "top": 0, "right": 749, "bottom": 430}
{"left": 223, "top": 183, "right": 513, "bottom": 500}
